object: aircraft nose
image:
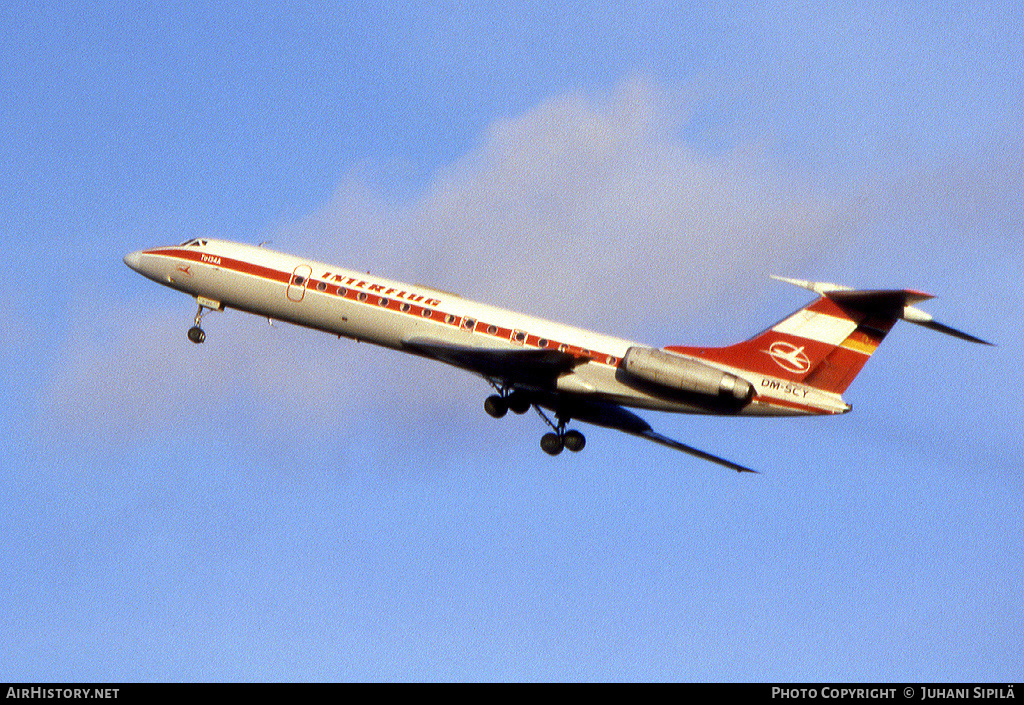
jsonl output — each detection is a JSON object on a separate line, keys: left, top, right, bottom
{"left": 123, "top": 250, "right": 143, "bottom": 272}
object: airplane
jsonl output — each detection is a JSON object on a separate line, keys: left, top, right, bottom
{"left": 123, "top": 238, "right": 991, "bottom": 473}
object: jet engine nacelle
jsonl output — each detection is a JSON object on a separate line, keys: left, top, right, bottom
{"left": 622, "top": 346, "right": 753, "bottom": 402}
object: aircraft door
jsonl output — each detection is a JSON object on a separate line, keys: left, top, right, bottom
{"left": 287, "top": 265, "right": 312, "bottom": 302}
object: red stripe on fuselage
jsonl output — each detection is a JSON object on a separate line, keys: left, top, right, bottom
{"left": 148, "top": 247, "right": 291, "bottom": 286}
{"left": 147, "top": 247, "right": 623, "bottom": 368}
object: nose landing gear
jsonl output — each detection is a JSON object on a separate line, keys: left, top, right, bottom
{"left": 187, "top": 302, "right": 208, "bottom": 344}
{"left": 186, "top": 298, "right": 222, "bottom": 344}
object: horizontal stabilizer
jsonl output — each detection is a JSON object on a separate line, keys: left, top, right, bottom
{"left": 911, "top": 319, "right": 992, "bottom": 345}
{"left": 772, "top": 275, "right": 992, "bottom": 345}
{"left": 899, "top": 304, "right": 994, "bottom": 345}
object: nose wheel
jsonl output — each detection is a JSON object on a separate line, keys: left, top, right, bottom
{"left": 188, "top": 302, "right": 209, "bottom": 344}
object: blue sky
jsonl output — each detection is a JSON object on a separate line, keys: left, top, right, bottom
{"left": 2, "top": 1, "right": 1021, "bottom": 681}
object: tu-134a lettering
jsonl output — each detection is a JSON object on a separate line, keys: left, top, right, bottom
{"left": 124, "top": 239, "right": 991, "bottom": 473}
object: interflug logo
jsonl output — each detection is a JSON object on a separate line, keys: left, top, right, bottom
{"left": 765, "top": 341, "right": 811, "bottom": 373}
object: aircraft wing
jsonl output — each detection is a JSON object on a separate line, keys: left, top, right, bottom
{"left": 403, "top": 336, "right": 584, "bottom": 385}
{"left": 629, "top": 429, "right": 758, "bottom": 473}
{"left": 405, "top": 337, "right": 757, "bottom": 473}
{"left": 550, "top": 398, "right": 759, "bottom": 474}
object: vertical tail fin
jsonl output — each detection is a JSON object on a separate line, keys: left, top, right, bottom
{"left": 666, "top": 277, "right": 990, "bottom": 395}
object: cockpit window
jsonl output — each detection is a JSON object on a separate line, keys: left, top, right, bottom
{"left": 178, "top": 238, "right": 209, "bottom": 247}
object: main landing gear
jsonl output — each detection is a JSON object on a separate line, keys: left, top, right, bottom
{"left": 484, "top": 386, "right": 586, "bottom": 456}
{"left": 484, "top": 391, "right": 531, "bottom": 418}
{"left": 536, "top": 411, "right": 586, "bottom": 456}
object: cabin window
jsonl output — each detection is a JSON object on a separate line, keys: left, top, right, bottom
{"left": 464, "top": 318, "right": 475, "bottom": 330}
{"left": 486, "top": 325, "right": 497, "bottom": 335}
{"left": 316, "top": 281, "right": 327, "bottom": 292}
{"left": 513, "top": 331, "right": 526, "bottom": 342}
{"left": 293, "top": 275, "right": 305, "bottom": 286}
{"left": 338, "top": 287, "right": 347, "bottom": 297}
{"left": 445, "top": 314, "right": 456, "bottom": 324}
{"left": 357, "top": 292, "right": 368, "bottom": 302}
{"left": 379, "top": 298, "right": 389, "bottom": 307}
{"left": 400, "top": 303, "right": 411, "bottom": 313}
{"left": 421, "top": 309, "right": 432, "bottom": 318}
{"left": 538, "top": 339, "right": 548, "bottom": 347}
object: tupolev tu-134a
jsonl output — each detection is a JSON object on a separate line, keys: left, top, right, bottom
{"left": 124, "top": 239, "right": 991, "bottom": 473}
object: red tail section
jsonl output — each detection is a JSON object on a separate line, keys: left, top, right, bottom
{"left": 664, "top": 282, "right": 974, "bottom": 394}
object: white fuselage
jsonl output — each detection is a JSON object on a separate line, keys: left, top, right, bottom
{"left": 124, "top": 239, "right": 845, "bottom": 416}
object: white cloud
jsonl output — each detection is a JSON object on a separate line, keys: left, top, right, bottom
{"left": 293, "top": 76, "right": 842, "bottom": 334}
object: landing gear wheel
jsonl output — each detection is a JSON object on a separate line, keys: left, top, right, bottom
{"left": 507, "top": 393, "right": 531, "bottom": 415}
{"left": 540, "top": 432, "right": 564, "bottom": 456}
{"left": 563, "top": 429, "right": 586, "bottom": 452}
{"left": 484, "top": 395, "right": 508, "bottom": 418}
{"left": 187, "top": 301, "right": 210, "bottom": 344}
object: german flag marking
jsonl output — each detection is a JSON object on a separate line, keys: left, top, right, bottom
{"left": 839, "top": 329, "right": 882, "bottom": 355}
